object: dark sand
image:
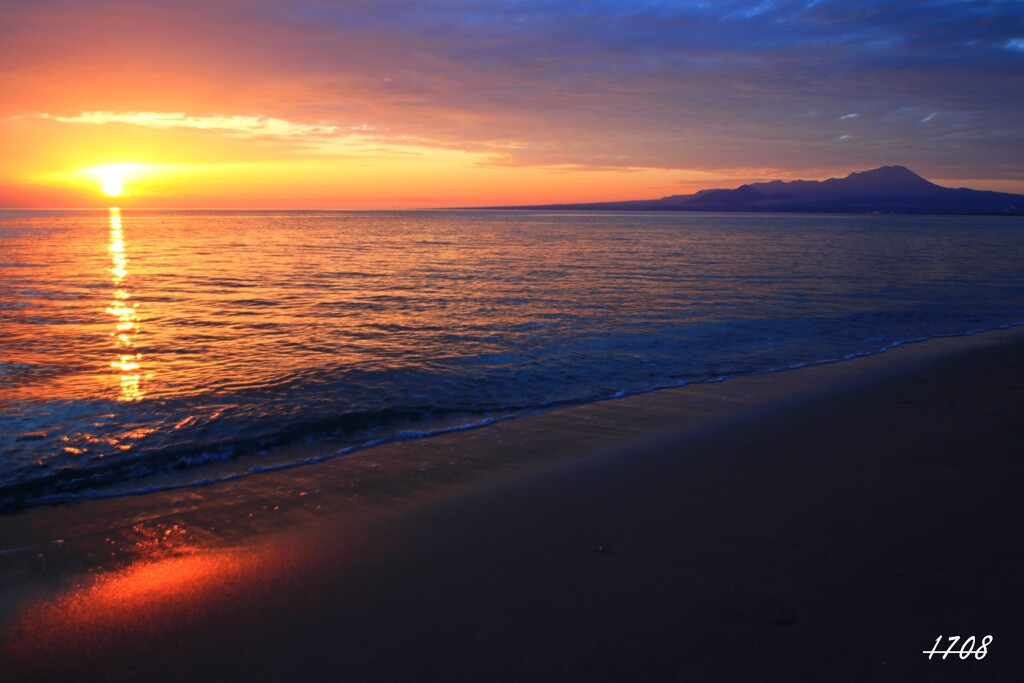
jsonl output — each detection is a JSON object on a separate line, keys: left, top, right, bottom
{"left": 1, "top": 328, "right": 1023, "bottom": 681}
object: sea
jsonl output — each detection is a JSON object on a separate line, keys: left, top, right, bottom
{"left": 2, "top": 209, "right": 1023, "bottom": 509}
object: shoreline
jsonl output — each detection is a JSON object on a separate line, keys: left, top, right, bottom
{"left": 3, "top": 325, "right": 1020, "bottom": 547}
{"left": 2, "top": 325, "right": 1024, "bottom": 680}
{"left": 6, "top": 322, "right": 1022, "bottom": 513}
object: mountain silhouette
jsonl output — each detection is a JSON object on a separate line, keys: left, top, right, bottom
{"left": 481, "top": 166, "right": 1024, "bottom": 215}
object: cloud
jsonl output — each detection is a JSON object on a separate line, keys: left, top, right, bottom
{"left": 37, "top": 112, "right": 342, "bottom": 138}
{"left": 3, "top": 0, "right": 1024, "bottom": 180}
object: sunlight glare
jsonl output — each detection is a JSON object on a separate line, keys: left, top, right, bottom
{"left": 103, "top": 169, "right": 124, "bottom": 197}
{"left": 87, "top": 163, "right": 143, "bottom": 198}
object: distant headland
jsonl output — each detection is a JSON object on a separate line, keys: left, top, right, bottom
{"left": 475, "top": 166, "right": 1024, "bottom": 215}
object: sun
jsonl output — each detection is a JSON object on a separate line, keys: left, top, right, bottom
{"left": 87, "top": 163, "right": 143, "bottom": 198}
{"left": 102, "top": 168, "right": 124, "bottom": 197}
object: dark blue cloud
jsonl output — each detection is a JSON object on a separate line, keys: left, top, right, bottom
{"left": 265, "top": 0, "right": 1022, "bottom": 178}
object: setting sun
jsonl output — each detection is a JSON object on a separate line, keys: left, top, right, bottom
{"left": 94, "top": 163, "right": 143, "bottom": 197}
{"left": 102, "top": 168, "right": 123, "bottom": 196}
{"left": 74, "top": 163, "right": 145, "bottom": 199}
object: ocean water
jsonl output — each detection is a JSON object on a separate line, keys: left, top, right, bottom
{"left": 2, "top": 209, "right": 1023, "bottom": 508}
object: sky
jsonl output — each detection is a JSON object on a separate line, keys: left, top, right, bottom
{"left": 2, "top": 0, "right": 1023, "bottom": 208}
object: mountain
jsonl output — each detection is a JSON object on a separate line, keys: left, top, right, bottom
{"left": 479, "top": 166, "right": 1024, "bottom": 215}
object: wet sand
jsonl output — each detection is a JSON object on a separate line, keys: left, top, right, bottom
{"left": 1, "top": 327, "right": 1023, "bottom": 681}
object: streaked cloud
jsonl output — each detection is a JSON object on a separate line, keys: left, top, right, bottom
{"left": 37, "top": 112, "right": 342, "bottom": 138}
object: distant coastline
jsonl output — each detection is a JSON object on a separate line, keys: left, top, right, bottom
{"left": 472, "top": 165, "right": 1024, "bottom": 215}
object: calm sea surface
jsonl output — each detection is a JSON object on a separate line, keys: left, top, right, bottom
{"left": 2, "top": 209, "right": 1023, "bottom": 507}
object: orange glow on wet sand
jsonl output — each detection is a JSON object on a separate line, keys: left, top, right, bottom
{"left": 6, "top": 533, "right": 268, "bottom": 656}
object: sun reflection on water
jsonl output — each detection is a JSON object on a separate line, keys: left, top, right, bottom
{"left": 104, "top": 207, "right": 144, "bottom": 401}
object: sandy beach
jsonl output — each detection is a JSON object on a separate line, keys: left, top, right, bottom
{"left": 2, "top": 326, "right": 1023, "bottom": 682}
